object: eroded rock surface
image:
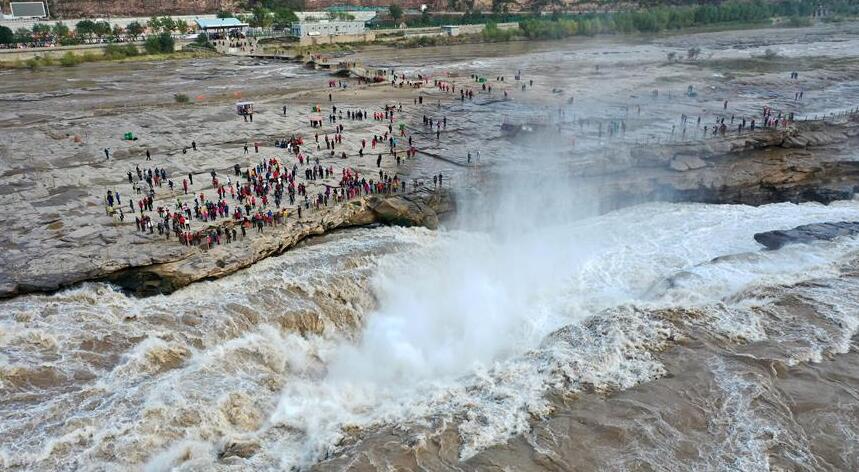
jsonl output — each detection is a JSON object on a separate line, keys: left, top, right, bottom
{"left": 582, "top": 118, "right": 859, "bottom": 210}
{"left": 104, "top": 188, "right": 453, "bottom": 296}
{"left": 754, "top": 221, "right": 859, "bottom": 249}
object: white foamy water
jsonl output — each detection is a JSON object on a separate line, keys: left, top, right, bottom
{"left": 3, "top": 200, "right": 859, "bottom": 471}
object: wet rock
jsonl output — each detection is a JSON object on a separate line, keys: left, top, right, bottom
{"left": 219, "top": 439, "right": 261, "bottom": 460}
{"left": 754, "top": 222, "right": 859, "bottom": 250}
{"left": 594, "top": 119, "right": 859, "bottom": 211}
{"left": 220, "top": 392, "right": 263, "bottom": 431}
{"left": 368, "top": 194, "right": 440, "bottom": 229}
{"left": 669, "top": 154, "right": 709, "bottom": 171}
{"left": 103, "top": 188, "right": 453, "bottom": 297}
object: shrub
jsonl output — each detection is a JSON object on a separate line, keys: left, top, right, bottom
{"left": 103, "top": 43, "right": 126, "bottom": 59}
{"left": 0, "top": 25, "right": 13, "bottom": 45}
{"left": 174, "top": 93, "right": 190, "bottom": 103}
{"left": 404, "top": 36, "right": 438, "bottom": 47}
{"left": 687, "top": 47, "right": 701, "bottom": 60}
{"left": 145, "top": 32, "right": 175, "bottom": 54}
{"left": 60, "top": 51, "right": 81, "bottom": 67}
{"left": 483, "top": 22, "right": 516, "bottom": 41}
{"left": 193, "top": 34, "right": 214, "bottom": 49}
{"left": 103, "top": 43, "right": 140, "bottom": 59}
{"left": 787, "top": 16, "right": 812, "bottom": 27}
{"left": 123, "top": 43, "right": 140, "bottom": 56}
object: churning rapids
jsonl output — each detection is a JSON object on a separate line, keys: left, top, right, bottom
{"left": 4, "top": 195, "right": 859, "bottom": 470}
{"left": 8, "top": 23, "right": 859, "bottom": 470}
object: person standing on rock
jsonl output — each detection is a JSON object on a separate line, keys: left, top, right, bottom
{"left": 188, "top": 173, "right": 193, "bottom": 185}
{"left": 104, "top": 148, "right": 110, "bottom": 160}
{"left": 244, "top": 143, "right": 249, "bottom": 154}
{"left": 146, "top": 149, "right": 151, "bottom": 161}
{"left": 192, "top": 141, "right": 197, "bottom": 151}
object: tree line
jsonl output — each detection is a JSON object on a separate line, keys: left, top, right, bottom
{"left": 0, "top": 16, "right": 194, "bottom": 47}
{"left": 517, "top": 0, "right": 859, "bottom": 39}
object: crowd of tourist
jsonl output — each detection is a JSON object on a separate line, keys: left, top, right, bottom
{"left": 103, "top": 72, "right": 455, "bottom": 250}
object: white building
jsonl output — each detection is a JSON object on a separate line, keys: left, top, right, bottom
{"left": 294, "top": 11, "right": 377, "bottom": 23}
{"left": 290, "top": 19, "right": 366, "bottom": 38}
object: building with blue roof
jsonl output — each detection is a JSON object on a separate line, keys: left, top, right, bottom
{"left": 194, "top": 18, "right": 249, "bottom": 38}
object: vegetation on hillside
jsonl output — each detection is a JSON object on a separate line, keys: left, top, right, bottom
{"left": 369, "top": 0, "right": 858, "bottom": 31}
{"left": 518, "top": 0, "right": 858, "bottom": 39}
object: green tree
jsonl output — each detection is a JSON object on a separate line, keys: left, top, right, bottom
{"left": 176, "top": 19, "right": 190, "bottom": 34}
{"left": 250, "top": 7, "right": 274, "bottom": 28}
{"left": 76, "top": 19, "right": 96, "bottom": 40}
{"left": 32, "top": 23, "right": 51, "bottom": 35}
{"left": 93, "top": 21, "right": 111, "bottom": 40}
{"left": 52, "top": 22, "right": 70, "bottom": 39}
{"left": 389, "top": 4, "right": 404, "bottom": 23}
{"left": 147, "top": 16, "right": 161, "bottom": 33}
{"left": 0, "top": 26, "right": 13, "bottom": 44}
{"left": 273, "top": 8, "right": 298, "bottom": 29}
{"left": 126, "top": 21, "right": 144, "bottom": 40}
{"left": 419, "top": 9, "right": 432, "bottom": 25}
{"left": 216, "top": 10, "right": 234, "bottom": 18}
{"left": 260, "top": 0, "right": 305, "bottom": 10}
{"left": 159, "top": 16, "right": 177, "bottom": 32}
{"left": 144, "top": 32, "right": 175, "bottom": 54}
{"left": 111, "top": 24, "right": 124, "bottom": 40}
{"left": 14, "top": 27, "right": 33, "bottom": 43}
{"left": 193, "top": 33, "right": 214, "bottom": 49}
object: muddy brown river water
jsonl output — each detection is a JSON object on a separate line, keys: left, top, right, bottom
{"left": 3, "top": 22, "right": 859, "bottom": 471}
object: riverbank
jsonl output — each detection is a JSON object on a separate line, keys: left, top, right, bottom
{"left": 0, "top": 48, "right": 217, "bottom": 70}
{"left": 105, "top": 188, "right": 453, "bottom": 297}
{"left": 2, "top": 115, "right": 855, "bottom": 299}
{"left": 3, "top": 22, "right": 859, "bottom": 300}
